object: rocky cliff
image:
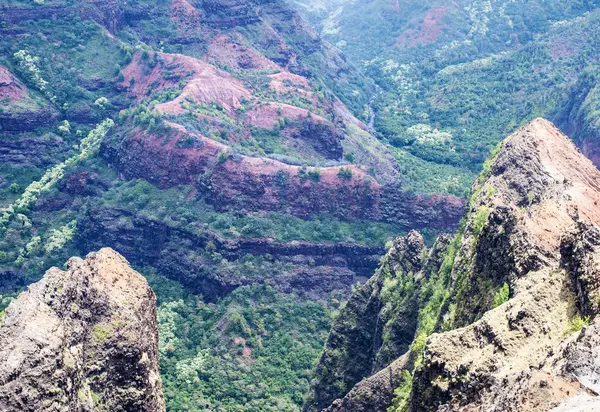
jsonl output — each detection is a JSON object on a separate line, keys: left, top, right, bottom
{"left": 0, "top": 248, "right": 165, "bottom": 412}
{"left": 306, "top": 118, "right": 600, "bottom": 411}
{"left": 0, "top": 66, "right": 59, "bottom": 133}
{"left": 304, "top": 231, "right": 451, "bottom": 411}
{"left": 76, "top": 207, "right": 384, "bottom": 300}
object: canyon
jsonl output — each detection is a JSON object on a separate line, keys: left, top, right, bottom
{"left": 2, "top": 0, "right": 600, "bottom": 411}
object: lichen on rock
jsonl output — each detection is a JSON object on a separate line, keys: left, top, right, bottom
{"left": 0, "top": 248, "right": 165, "bottom": 412}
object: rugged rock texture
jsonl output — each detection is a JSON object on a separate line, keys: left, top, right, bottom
{"left": 0, "top": 1, "right": 123, "bottom": 33}
{"left": 304, "top": 231, "right": 451, "bottom": 411}
{"left": 449, "top": 118, "right": 600, "bottom": 328}
{"left": 3, "top": 0, "right": 460, "bottom": 231}
{"left": 0, "top": 248, "right": 165, "bottom": 412}
{"left": 379, "top": 187, "right": 464, "bottom": 229}
{"left": 76, "top": 207, "right": 384, "bottom": 300}
{"left": 561, "top": 220, "right": 600, "bottom": 317}
{"left": 298, "top": 121, "right": 344, "bottom": 160}
{"left": 307, "top": 119, "right": 600, "bottom": 412}
{"left": 103, "top": 123, "right": 463, "bottom": 228}
{"left": 205, "top": 156, "right": 382, "bottom": 221}
{"left": 57, "top": 171, "right": 111, "bottom": 197}
{"left": 0, "top": 134, "right": 67, "bottom": 167}
{"left": 410, "top": 119, "right": 600, "bottom": 411}
{"left": 324, "top": 356, "right": 409, "bottom": 412}
{"left": 103, "top": 124, "right": 463, "bottom": 228}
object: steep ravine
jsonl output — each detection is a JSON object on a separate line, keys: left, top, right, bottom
{"left": 306, "top": 118, "right": 600, "bottom": 412}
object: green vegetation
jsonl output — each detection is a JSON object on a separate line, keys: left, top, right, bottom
{"left": 148, "top": 275, "right": 336, "bottom": 411}
{"left": 492, "top": 283, "right": 510, "bottom": 308}
{"left": 7, "top": 2, "right": 600, "bottom": 411}
{"left": 565, "top": 314, "right": 591, "bottom": 336}
{"left": 92, "top": 324, "right": 111, "bottom": 343}
{"left": 13, "top": 50, "right": 50, "bottom": 96}
{"left": 472, "top": 206, "right": 490, "bottom": 239}
{"left": 392, "top": 148, "right": 474, "bottom": 196}
{"left": 389, "top": 370, "right": 413, "bottom": 412}
{"left": 95, "top": 179, "right": 404, "bottom": 245}
{"left": 1, "top": 119, "right": 114, "bottom": 228}
{"left": 387, "top": 226, "right": 465, "bottom": 411}
{"left": 337, "top": 167, "right": 353, "bottom": 181}
{"left": 292, "top": 1, "right": 600, "bottom": 195}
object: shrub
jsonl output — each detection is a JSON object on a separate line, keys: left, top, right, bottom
{"left": 308, "top": 168, "right": 321, "bottom": 182}
{"left": 217, "top": 152, "right": 229, "bottom": 164}
{"left": 389, "top": 370, "right": 413, "bottom": 412}
{"left": 94, "top": 97, "right": 110, "bottom": 110}
{"left": 492, "top": 283, "right": 510, "bottom": 308}
{"left": 565, "top": 314, "right": 591, "bottom": 336}
{"left": 472, "top": 206, "right": 490, "bottom": 238}
{"left": 13, "top": 50, "right": 48, "bottom": 91}
{"left": 337, "top": 167, "right": 353, "bottom": 181}
{"left": 58, "top": 120, "right": 71, "bottom": 135}
{"left": 274, "top": 170, "right": 290, "bottom": 187}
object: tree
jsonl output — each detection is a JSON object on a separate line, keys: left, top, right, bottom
{"left": 58, "top": 120, "right": 70, "bottom": 135}
{"left": 337, "top": 167, "right": 353, "bottom": 181}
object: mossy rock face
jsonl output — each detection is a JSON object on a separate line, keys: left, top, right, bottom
{"left": 304, "top": 231, "right": 451, "bottom": 411}
{"left": 312, "top": 120, "right": 600, "bottom": 412}
{"left": 0, "top": 249, "right": 165, "bottom": 411}
{"left": 408, "top": 120, "right": 600, "bottom": 411}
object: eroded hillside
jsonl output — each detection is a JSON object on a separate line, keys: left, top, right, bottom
{"left": 0, "top": 0, "right": 464, "bottom": 409}
{"left": 306, "top": 118, "right": 600, "bottom": 411}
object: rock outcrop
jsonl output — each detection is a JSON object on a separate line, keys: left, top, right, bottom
{"left": 304, "top": 231, "right": 451, "bottom": 411}
{"left": 102, "top": 125, "right": 463, "bottom": 228}
{"left": 306, "top": 119, "right": 600, "bottom": 412}
{"left": 0, "top": 248, "right": 165, "bottom": 412}
{"left": 76, "top": 207, "right": 384, "bottom": 300}
{"left": 0, "top": 66, "right": 59, "bottom": 133}
{"left": 0, "top": 134, "right": 67, "bottom": 167}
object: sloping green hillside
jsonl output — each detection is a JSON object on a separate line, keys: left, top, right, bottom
{"left": 290, "top": 0, "right": 600, "bottom": 195}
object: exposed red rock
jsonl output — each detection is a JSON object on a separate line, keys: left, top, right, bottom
{"left": 397, "top": 7, "right": 447, "bottom": 49}
{"left": 170, "top": 0, "right": 202, "bottom": 35}
{"left": 0, "top": 65, "right": 59, "bottom": 132}
{"left": 207, "top": 34, "right": 279, "bottom": 70}
{"left": 246, "top": 102, "right": 312, "bottom": 128}
{"left": 102, "top": 121, "right": 462, "bottom": 228}
{"left": 209, "top": 154, "right": 379, "bottom": 219}
{"left": 0, "top": 66, "right": 26, "bottom": 101}
{"left": 102, "top": 125, "right": 226, "bottom": 187}
{"left": 121, "top": 52, "right": 251, "bottom": 114}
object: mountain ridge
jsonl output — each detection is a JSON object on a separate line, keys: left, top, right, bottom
{"left": 305, "top": 118, "right": 600, "bottom": 412}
